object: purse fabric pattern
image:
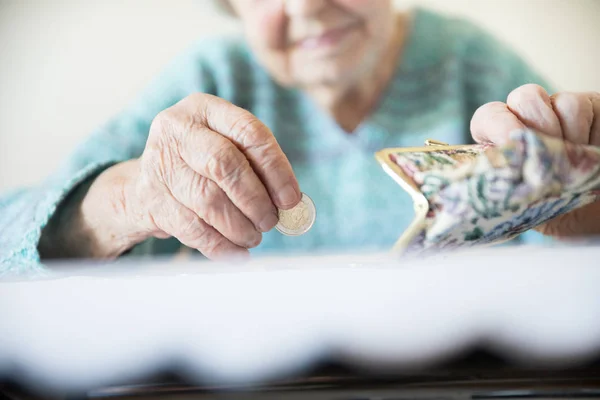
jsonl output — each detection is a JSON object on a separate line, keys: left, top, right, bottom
{"left": 388, "top": 130, "right": 600, "bottom": 256}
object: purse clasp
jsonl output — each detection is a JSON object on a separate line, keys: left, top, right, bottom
{"left": 424, "top": 139, "right": 449, "bottom": 147}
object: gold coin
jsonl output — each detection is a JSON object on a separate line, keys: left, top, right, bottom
{"left": 275, "top": 193, "right": 316, "bottom": 236}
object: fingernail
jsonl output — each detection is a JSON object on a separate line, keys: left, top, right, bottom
{"left": 259, "top": 212, "right": 279, "bottom": 232}
{"left": 276, "top": 184, "right": 299, "bottom": 208}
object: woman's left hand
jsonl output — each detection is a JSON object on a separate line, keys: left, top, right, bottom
{"left": 470, "top": 84, "right": 600, "bottom": 238}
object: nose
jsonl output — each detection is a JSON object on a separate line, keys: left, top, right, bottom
{"left": 284, "top": 0, "right": 328, "bottom": 17}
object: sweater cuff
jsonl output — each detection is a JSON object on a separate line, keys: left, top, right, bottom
{"left": 0, "top": 162, "right": 118, "bottom": 278}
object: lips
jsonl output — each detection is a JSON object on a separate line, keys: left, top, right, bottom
{"left": 296, "top": 23, "right": 359, "bottom": 50}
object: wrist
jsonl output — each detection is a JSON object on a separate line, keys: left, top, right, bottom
{"left": 79, "top": 159, "right": 150, "bottom": 257}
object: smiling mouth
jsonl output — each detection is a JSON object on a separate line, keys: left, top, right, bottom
{"left": 295, "top": 22, "right": 361, "bottom": 51}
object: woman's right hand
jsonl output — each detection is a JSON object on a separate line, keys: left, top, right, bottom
{"left": 128, "top": 93, "right": 302, "bottom": 259}
{"left": 50, "top": 93, "right": 301, "bottom": 261}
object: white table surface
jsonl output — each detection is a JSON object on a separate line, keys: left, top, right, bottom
{"left": 1, "top": 245, "right": 600, "bottom": 393}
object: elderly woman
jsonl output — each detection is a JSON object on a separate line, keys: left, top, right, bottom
{"left": 1, "top": 0, "right": 599, "bottom": 273}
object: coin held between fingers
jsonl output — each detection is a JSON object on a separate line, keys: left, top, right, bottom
{"left": 275, "top": 193, "right": 316, "bottom": 236}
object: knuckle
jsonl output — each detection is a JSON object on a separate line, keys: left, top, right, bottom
{"left": 149, "top": 109, "right": 176, "bottom": 140}
{"left": 194, "top": 174, "right": 216, "bottom": 202}
{"left": 471, "top": 102, "right": 505, "bottom": 131}
{"left": 473, "top": 101, "right": 506, "bottom": 119}
{"left": 507, "top": 84, "right": 547, "bottom": 106}
{"left": 553, "top": 93, "right": 595, "bottom": 133}
{"left": 150, "top": 103, "right": 204, "bottom": 144}
{"left": 194, "top": 183, "right": 262, "bottom": 248}
{"left": 180, "top": 218, "right": 201, "bottom": 240}
{"left": 193, "top": 177, "right": 225, "bottom": 219}
{"left": 141, "top": 142, "right": 180, "bottom": 187}
{"left": 185, "top": 92, "right": 207, "bottom": 105}
{"left": 176, "top": 110, "right": 204, "bottom": 135}
{"left": 240, "top": 190, "right": 265, "bottom": 212}
{"left": 178, "top": 214, "right": 209, "bottom": 244}
{"left": 230, "top": 112, "right": 273, "bottom": 148}
{"left": 206, "top": 144, "right": 249, "bottom": 185}
{"left": 147, "top": 111, "right": 181, "bottom": 163}
{"left": 257, "top": 153, "right": 286, "bottom": 175}
{"left": 552, "top": 92, "right": 581, "bottom": 112}
{"left": 201, "top": 236, "right": 229, "bottom": 258}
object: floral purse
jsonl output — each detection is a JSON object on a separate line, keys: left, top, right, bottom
{"left": 375, "top": 129, "right": 600, "bottom": 257}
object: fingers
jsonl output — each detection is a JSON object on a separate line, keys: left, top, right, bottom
{"left": 587, "top": 92, "right": 600, "bottom": 146}
{"left": 143, "top": 92, "right": 302, "bottom": 260}
{"left": 167, "top": 167, "right": 262, "bottom": 249}
{"left": 472, "top": 86, "right": 600, "bottom": 148}
{"left": 550, "top": 92, "right": 594, "bottom": 145}
{"left": 506, "top": 84, "right": 563, "bottom": 139}
{"left": 471, "top": 101, "right": 526, "bottom": 145}
{"left": 185, "top": 94, "right": 301, "bottom": 209}
{"left": 178, "top": 124, "right": 280, "bottom": 233}
{"left": 536, "top": 200, "right": 600, "bottom": 238}
{"left": 150, "top": 188, "right": 250, "bottom": 261}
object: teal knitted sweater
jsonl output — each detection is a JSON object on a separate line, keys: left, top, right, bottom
{"left": 0, "top": 8, "right": 554, "bottom": 275}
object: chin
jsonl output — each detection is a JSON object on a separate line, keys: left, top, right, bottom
{"left": 293, "top": 60, "right": 369, "bottom": 90}
{"left": 292, "top": 43, "right": 377, "bottom": 87}
{"left": 295, "top": 71, "right": 355, "bottom": 89}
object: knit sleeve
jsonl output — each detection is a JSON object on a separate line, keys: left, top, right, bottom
{"left": 0, "top": 41, "right": 220, "bottom": 277}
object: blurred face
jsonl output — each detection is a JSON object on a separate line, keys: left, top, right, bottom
{"left": 228, "top": 0, "right": 396, "bottom": 89}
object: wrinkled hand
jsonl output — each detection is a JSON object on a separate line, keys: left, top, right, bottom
{"left": 470, "top": 84, "right": 600, "bottom": 238}
{"left": 126, "top": 93, "right": 300, "bottom": 260}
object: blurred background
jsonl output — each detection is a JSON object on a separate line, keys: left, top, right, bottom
{"left": 1, "top": 0, "right": 599, "bottom": 192}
